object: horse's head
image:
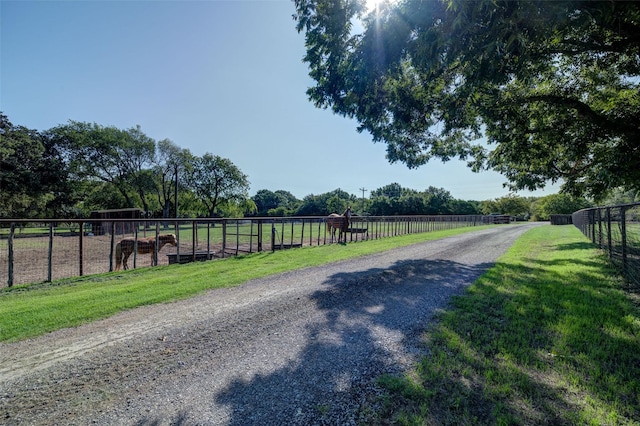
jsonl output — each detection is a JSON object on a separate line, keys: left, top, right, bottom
{"left": 161, "top": 234, "right": 177, "bottom": 246}
{"left": 344, "top": 206, "right": 352, "bottom": 219}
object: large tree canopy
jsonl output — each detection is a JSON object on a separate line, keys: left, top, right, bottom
{"left": 0, "top": 114, "right": 73, "bottom": 218}
{"left": 294, "top": 0, "right": 640, "bottom": 200}
{"left": 188, "top": 153, "right": 250, "bottom": 217}
{"left": 154, "top": 139, "right": 193, "bottom": 218}
{"left": 48, "top": 121, "right": 157, "bottom": 209}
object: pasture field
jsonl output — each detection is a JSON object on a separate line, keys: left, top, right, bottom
{"left": 378, "top": 225, "right": 640, "bottom": 425}
{"left": 0, "top": 216, "right": 482, "bottom": 287}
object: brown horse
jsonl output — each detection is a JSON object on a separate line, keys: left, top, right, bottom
{"left": 114, "top": 233, "right": 177, "bottom": 271}
{"left": 327, "top": 207, "right": 352, "bottom": 243}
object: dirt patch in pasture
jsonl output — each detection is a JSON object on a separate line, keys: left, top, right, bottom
{"left": 0, "top": 234, "right": 218, "bottom": 288}
{"left": 0, "top": 234, "right": 339, "bottom": 288}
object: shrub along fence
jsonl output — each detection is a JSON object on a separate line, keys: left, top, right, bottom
{"left": 0, "top": 215, "right": 488, "bottom": 288}
{"left": 572, "top": 202, "right": 640, "bottom": 291}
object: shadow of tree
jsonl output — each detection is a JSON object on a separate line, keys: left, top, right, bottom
{"left": 209, "top": 258, "right": 494, "bottom": 425}
{"left": 553, "top": 241, "right": 598, "bottom": 251}
{"left": 134, "top": 411, "right": 190, "bottom": 426}
{"left": 379, "top": 247, "right": 640, "bottom": 424}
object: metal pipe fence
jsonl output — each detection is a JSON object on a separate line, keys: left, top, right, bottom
{"left": 572, "top": 202, "right": 640, "bottom": 291}
{"left": 1, "top": 215, "right": 487, "bottom": 288}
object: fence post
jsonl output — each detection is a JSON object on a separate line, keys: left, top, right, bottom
{"left": 134, "top": 225, "right": 139, "bottom": 268}
{"left": 606, "top": 208, "right": 612, "bottom": 259}
{"left": 8, "top": 223, "right": 14, "bottom": 287}
{"left": 323, "top": 218, "right": 327, "bottom": 245}
{"left": 48, "top": 223, "right": 54, "bottom": 282}
{"left": 153, "top": 221, "right": 160, "bottom": 266}
{"left": 109, "top": 222, "right": 116, "bottom": 271}
{"left": 349, "top": 220, "right": 353, "bottom": 242}
{"left": 207, "top": 222, "right": 212, "bottom": 256}
{"left": 597, "top": 209, "right": 603, "bottom": 248}
{"left": 222, "top": 220, "right": 227, "bottom": 258}
{"left": 175, "top": 220, "right": 180, "bottom": 264}
{"left": 249, "top": 220, "right": 254, "bottom": 253}
{"left": 79, "top": 221, "right": 84, "bottom": 276}
{"left": 193, "top": 221, "right": 197, "bottom": 262}
{"left": 280, "top": 219, "right": 285, "bottom": 249}
{"left": 621, "top": 206, "right": 628, "bottom": 277}
{"left": 236, "top": 220, "right": 240, "bottom": 256}
{"left": 290, "top": 220, "right": 294, "bottom": 247}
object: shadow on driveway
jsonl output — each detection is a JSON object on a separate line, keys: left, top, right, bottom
{"left": 210, "top": 258, "right": 494, "bottom": 425}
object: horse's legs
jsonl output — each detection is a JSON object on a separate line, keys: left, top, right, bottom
{"left": 150, "top": 251, "right": 156, "bottom": 266}
{"left": 123, "top": 252, "right": 131, "bottom": 270}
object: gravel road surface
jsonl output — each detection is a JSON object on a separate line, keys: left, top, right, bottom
{"left": 0, "top": 223, "right": 540, "bottom": 425}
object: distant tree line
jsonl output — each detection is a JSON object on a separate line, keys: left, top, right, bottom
{"left": 250, "top": 184, "right": 600, "bottom": 221}
{"left": 0, "top": 113, "right": 251, "bottom": 219}
{"left": 251, "top": 185, "right": 473, "bottom": 217}
{"left": 5, "top": 112, "right": 634, "bottom": 221}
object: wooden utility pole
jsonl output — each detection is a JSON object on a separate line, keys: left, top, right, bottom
{"left": 359, "top": 187, "right": 367, "bottom": 213}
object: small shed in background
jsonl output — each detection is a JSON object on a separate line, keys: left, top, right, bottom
{"left": 550, "top": 214, "right": 573, "bottom": 225}
{"left": 89, "top": 208, "right": 144, "bottom": 235}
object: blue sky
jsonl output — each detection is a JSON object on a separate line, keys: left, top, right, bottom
{"left": 1, "top": 0, "right": 559, "bottom": 201}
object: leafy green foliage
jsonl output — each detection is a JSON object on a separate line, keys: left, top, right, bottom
{"left": 368, "top": 184, "right": 473, "bottom": 215}
{"left": 480, "top": 194, "right": 532, "bottom": 218}
{"left": 253, "top": 189, "right": 301, "bottom": 216}
{"left": 188, "top": 153, "right": 250, "bottom": 217}
{"left": 294, "top": 0, "right": 640, "bottom": 200}
{"left": 1, "top": 114, "right": 253, "bottom": 219}
{"left": 295, "top": 188, "right": 357, "bottom": 215}
{"left": 532, "top": 193, "right": 592, "bottom": 221}
{"left": 48, "top": 121, "right": 157, "bottom": 209}
{"left": 0, "top": 114, "right": 75, "bottom": 218}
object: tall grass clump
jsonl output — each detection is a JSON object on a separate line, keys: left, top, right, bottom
{"left": 379, "top": 225, "right": 640, "bottom": 425}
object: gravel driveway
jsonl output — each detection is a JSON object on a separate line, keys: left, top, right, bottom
{"left": 0, "top": 223, "right": 540, "bottom": 425}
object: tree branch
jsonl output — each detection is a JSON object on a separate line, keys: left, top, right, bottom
{"left": 525, "top": 94, "right": 639, "bottom": 135}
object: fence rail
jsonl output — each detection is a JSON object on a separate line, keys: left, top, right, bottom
{"left": 572, "top": 202, "right": 640, "bottom": 291}
{"left": 1, "top": 215, "right": 488, "bottom": 288}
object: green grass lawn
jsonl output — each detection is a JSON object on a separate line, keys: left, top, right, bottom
{"left": 0, "top": 225, "right": 492, "bottom": 342}
{"left": 377, "top": 225, "right": 640, "bottom": 425}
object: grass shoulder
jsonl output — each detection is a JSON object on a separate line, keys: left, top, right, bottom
{"left": 377, "top": 225, "right": 640, "bottom": 425}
